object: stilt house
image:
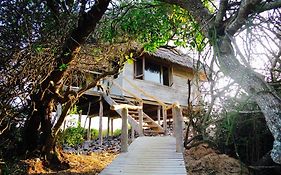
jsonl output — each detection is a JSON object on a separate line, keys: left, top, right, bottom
{"left": 74, "top": 48, "right": 206, "bottom": 136}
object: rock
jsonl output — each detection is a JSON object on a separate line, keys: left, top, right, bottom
{"left": 63, "top": 135, "right": 123, "bottom": 154}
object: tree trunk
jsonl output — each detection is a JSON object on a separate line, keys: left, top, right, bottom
{"left": 162, "top": 0, "right": 281, "bottom": 164}
{"left": 217, "top": 36, "right": 281, "bottom": 164}
{"left": 23, "top": 0, "right": 110, "bottom": 158}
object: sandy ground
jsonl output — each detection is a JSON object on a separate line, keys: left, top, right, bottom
{"left": 4, "top": 143, "right": 249, "bottom": 175}
{"left": 184, "top": 143, "right": 249, "bottom": 175}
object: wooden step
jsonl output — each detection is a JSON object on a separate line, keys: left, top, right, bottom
{"left": 114, "top": 99, "right": 129, "bottom": 104}
{"left": 144, "top": 130, "right": 165, "bottom": 135}
{"left": 144, "top": 124, "right": 159, "bottom": 128}
{"left": 128, "top": 110, "right": 139, "bottom": 114}
{"left": 130, "top": 115, "right": 148, "bottom": 119}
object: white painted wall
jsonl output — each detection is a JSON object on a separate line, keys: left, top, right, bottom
{"left": 109, "top": 62, "right": 195, "bottom": 106}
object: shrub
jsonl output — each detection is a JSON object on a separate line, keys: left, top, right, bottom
{"left": 113, "top": 129, "right": 121, "bottom": 136}
{"left": 61, "top": 126, "right": 86, "bottom": 147}
{"left": 90, "top": 129, "right": 99, "bottom": 139}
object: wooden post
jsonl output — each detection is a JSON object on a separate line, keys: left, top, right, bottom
{"left": 138, "top": 101, "right": 144, "bottom": 136}
{"left": 172, "top": 104, "right": 184, "bottom": 153}
{"left": 84, "top": 102, "right": 91, "bottom": 128}
{"left": 107, "top": 116, "right": 110, "bottom": 138}
{"left": 162, "top": 108, "right": 167, "bottom": 135}
{"left": 99, "top": 96, "right": 103, "bottom": 145}
{"left": 110, "top": 118, "right": 114, "bottom": 136}
{"left": 157, "top": 106, "right": 161, "bottom": 125}
{"left": 78, "top": 110, "right": 82, "bottom": 126}
{"left": 172, "top": 108, "right": 176, "bottom": 137}
{"left": 131, "top": 127, "right": 135, "bottom": 141}
{"left": 87, "top": 116, "right": 92, "bottom": 140}
{"left": 121, "top": 108, "right": 128, "bottom": 152}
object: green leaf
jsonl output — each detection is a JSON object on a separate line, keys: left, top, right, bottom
{"left": 127, "top": 58, "right": 134, "bottom": 64}
{"left": 35, "top": 45, "right": 44, "bottom": 53}
{"left": 59, "top": 63, "right": 68, "bottom": 71}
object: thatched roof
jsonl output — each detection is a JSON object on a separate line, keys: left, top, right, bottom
{"left": 147, "top": 48, "right": 194, "bottom": 68}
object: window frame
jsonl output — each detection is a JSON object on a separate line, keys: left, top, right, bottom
{"left": 134, "top": 57, "right": 173, "bottom": 86}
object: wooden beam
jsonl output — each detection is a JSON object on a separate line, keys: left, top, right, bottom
{"left": 84, "top": 102, "right": 91, "bottom": 128}
{"left": 87, "top": 116, "right": 92, "bottom": 140}
{"left": 138, "top": 101, "right": 144, "bottom": 136}
{"left": 121, "top": 108, "right": 128, "bottom": 152}
{"left": 172, "top": 108, "right": 175, "bottom": 137}
{"left": 99, "top": 96, "right": 103, "bottom": 145}
{"left": 163, "top": 108, "right": 167, "bottom": 135}
{"left": 112, "top": 81, "right": 143, "bottom": 102}
{"left": 131, "top": 127, "right": 135, "bottom": 141}
{"left": 86, "top": 102, "right": 92, "bottom": 140}
{"left": 107, "top": 116, "right": 110, "bottom": 138}
{"left": 172, "top": 103, "right": 183, "bottom": 153}
{"left": 157, "top": 106, "right": 161, "bottom": 125}
{"left": 111, "top": 104, "right": 142, "bottom": 110}
{"left": 123, "top": 76, "right": 168, "bottom": 108}
{"left": 110, "top": 118, "right": 114, "bottom": 136}
{"left": 166, "top": 102, "right": 180, "bottom": 110}
{"left": 78, "top": 110, "right": 82, "bottom": 125}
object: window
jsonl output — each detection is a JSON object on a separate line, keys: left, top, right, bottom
{"left": 145, "top": 61, "right": 161, "bottom": 83}
{"left": 134, "top": 58, "right": 171, "bottom": 86}
{"left": 135, "top": 58, "right": 144, "bottom": 79}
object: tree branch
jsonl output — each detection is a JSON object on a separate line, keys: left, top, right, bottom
{"left": 161, "top": 0, "right": 213, "bottom": 36}
{"left": 39, "top": 0, "right": 111, "bottom": 98}
{"left": 226, "top": 0, "right": 261, "bottom": 36}
{"left": 257, "top": 0, "right": 281, "bottom": 13}
{"left": 215, "top": 0, "right": 228, "bottom": 27}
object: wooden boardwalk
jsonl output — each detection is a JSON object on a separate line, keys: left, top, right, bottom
{"left": 99, "top": 136, "right": 186, "bottom": 175}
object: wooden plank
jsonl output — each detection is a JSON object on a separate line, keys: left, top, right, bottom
{"left": 110, "top": 118, "right": 114, "bottom": 136}
{"left": 102, "top": 93, "right": 141, "bottom": 135}
{"left": 121, "top": 108, "right": 128, "bottom": 152}
{"left": 173, "top": 103, "right": 184, "bottom": 153}
{"left": 162, "top": 108, "right": 167, "bottom": 135}
{"left": 111, "top": 104, "right": 142, "bottom": 110}
{"left": 131, "top": 126, "right": 135, "bottom": 141}
{"left": 99, "top": 96, "right": 103, "bottom": 145}
{"left": 157, "top": 106, "right": 161, "bottom": 125}
{"left": 138, "top": 101, "right": 143, "bottom": 136}
{"left": 99, "top": 136, "right": 186, "bottom": 175}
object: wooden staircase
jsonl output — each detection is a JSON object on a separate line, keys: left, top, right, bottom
{"left": 102, "top": 94, "right": 164, "bottom": 136}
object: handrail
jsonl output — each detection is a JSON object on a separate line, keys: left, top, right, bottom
{"left": 166, "top": 102, "right": 180, "bottom": 110}
{"left": 123, "top": 76, "right": 168, "bottom": 108}
{"left": 111, "top": 80, "right": 143, "bottom": 102}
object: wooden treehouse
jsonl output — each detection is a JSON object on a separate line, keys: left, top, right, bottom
{"left": 73, "top": 48, "right": 207, "bottom": 174}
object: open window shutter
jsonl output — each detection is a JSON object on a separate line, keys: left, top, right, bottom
{"left": 169, "top": 66, "right": 173, "bottom": 87}
{"left": 134, "top": 57, "right": 144, "bottom": 79}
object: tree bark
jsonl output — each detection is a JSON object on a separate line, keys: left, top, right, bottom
{"left": 217, "top": 36, "right": 281, "bottom": 164}
{"left": 162, "top": 0, "right": 281, "bottom": 164}
{"left": 23, "top": 0, "right": 111, "bottom": 157}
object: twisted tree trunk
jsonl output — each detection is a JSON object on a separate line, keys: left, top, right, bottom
{"left": 23, "top": 0, "right": 111, "bottom": 160}
{"left": 162, "top": 0, "right": 281, "bottom": 164}
{"left": 217, "top": 36, "right": 281, "bottom": 164}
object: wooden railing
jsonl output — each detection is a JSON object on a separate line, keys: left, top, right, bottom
{"left": 123, "top": 76, "right": 168, "bottom": 108}
{"left": 108, "top": 76, "right": 184, "bottom": 151}
{"left": 122, "top": 76, "right": 172, "bottom": 134}
{"left": 111, "top": 80, "right": 143, "bottom": 103}
{"left": 115, "top": 103, "right": 183, "bottom": 153}
{"left": 108, "top": 79, "right": 164, "bottom": 135}
{"left": 111, "top": 104, "right": 143, "bottom": 152}
{"left": 170, "top": 102, "right": 184, "bottom": 152}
